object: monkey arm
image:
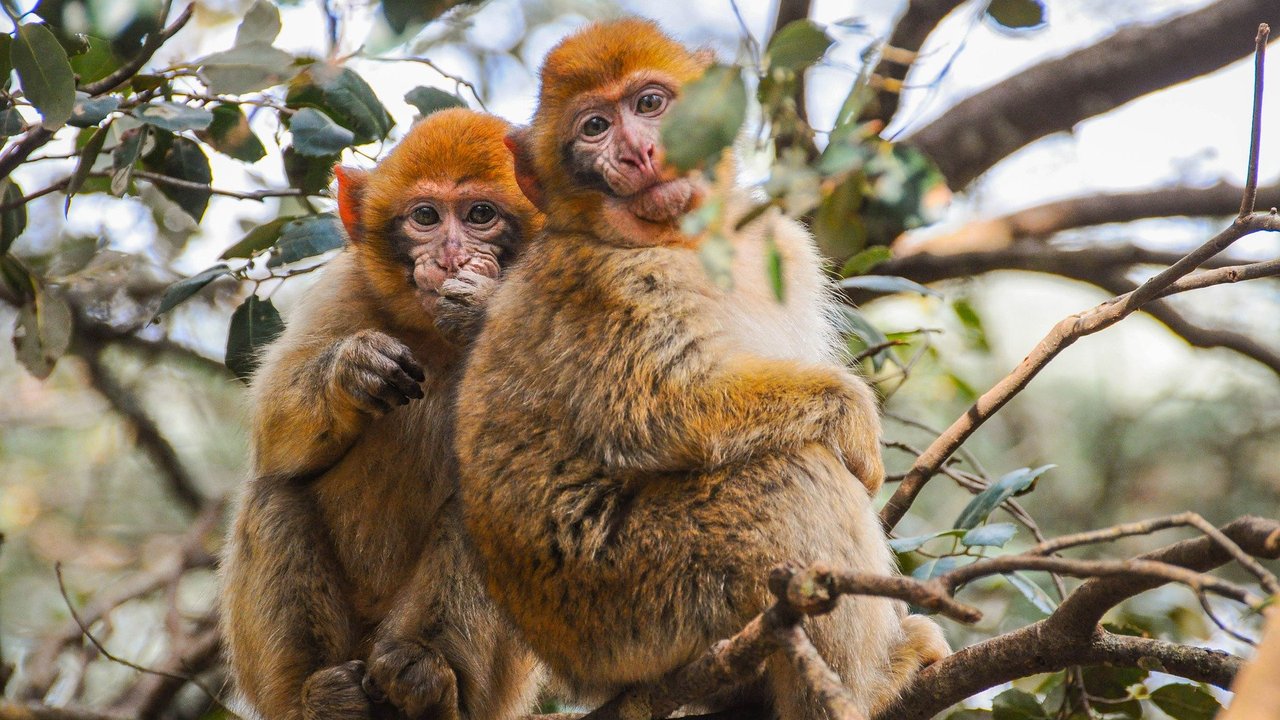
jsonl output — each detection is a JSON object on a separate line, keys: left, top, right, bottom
{"left": 579, "top": 351, "right": 882, "bottom": 484}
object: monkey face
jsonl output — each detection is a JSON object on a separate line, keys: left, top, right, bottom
{"left": 389, "top": 179, "right": 521, "bottom": 298}
{"left": 562, "top": 74, "right": 699, "bottom": 224}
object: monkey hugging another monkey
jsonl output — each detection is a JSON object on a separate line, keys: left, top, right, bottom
{"left": 221, "top": 18, "right": 947, "bottom": 720}
{"left": 221, "top": 108, "right": 543, "bottom": 720}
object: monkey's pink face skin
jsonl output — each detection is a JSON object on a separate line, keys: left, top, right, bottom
{"left": 566, "top": 75, "right": 702, "bottom": 224}
{"left": 392, "top": 180, "right": 518, "bottom": 307}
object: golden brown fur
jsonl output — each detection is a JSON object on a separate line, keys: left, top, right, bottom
{"left": 455, "top": 21, "right": 947, "bottom": 720}
{"left": 221, "top": 109, "right": 542, "bottom": 720}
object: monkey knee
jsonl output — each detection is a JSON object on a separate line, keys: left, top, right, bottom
{"left": 301, "top": 661, "right": 375, "bottom": 720}
{"left": 366, "top": 638, "right": 461, "bottom": 720}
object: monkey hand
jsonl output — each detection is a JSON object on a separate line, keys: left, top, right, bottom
{"left": 301, "top": 661, "right": 376, "bottom": 720}
{"left": 365, "top": 638, "right": 461, "bottom": 720}
{"left": 330, "top": 330, "right": 427, "bottom": 416}
{"left": 435, "top": 269, "right": 498, "bottom": 347}
{"left": 824, "top": 372, "right": 886, "bottom": 496}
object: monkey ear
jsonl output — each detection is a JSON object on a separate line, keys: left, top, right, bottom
{"left": 504, "top": 127, "right": 546, "bottom": 211}
{"left": 333, "top": 165, "right": 369, "bottom": 242}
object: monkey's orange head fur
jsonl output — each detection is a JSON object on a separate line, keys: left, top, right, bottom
{"left": 514, "top": 19, "right": 710, "bottom": 228}
{"left": 334, "top": 108, "right": 541, "bottom": 332}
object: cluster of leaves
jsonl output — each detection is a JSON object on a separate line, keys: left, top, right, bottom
{"left": 0, "top": 0, "right": 471, "bottom": 380}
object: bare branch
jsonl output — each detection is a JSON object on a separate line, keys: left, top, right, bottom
{"left": 1241, "top": 23, "right": 1270, "bottom": 216}
{"left": 880, "top": 212, "right": 1280, "bottom": 530}
{"left": 907, "top": 0, "right": 1280, "bottom": 189}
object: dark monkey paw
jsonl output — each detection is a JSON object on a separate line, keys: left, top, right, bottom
{"left": 302, "top": 661, "right": 376, "bottom": 720}
{"left": 435, "top": 270, "right": 497, "bottom": 346}
{"left": 332, "top": 330, "right": 427, "bottom": 415}
{"left": 365, "top": 638, "right": 461, "bottom": 720}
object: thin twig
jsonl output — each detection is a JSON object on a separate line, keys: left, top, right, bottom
{"left": 1240, "top": 23, "right": 1269, "bottom": 217}
{"left": 54, "top": 564, "right": 239, "bottom": 718}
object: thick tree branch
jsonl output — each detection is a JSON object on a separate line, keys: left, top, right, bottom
{"left": 896, "top": 182, "right": 1280, "bottom": 256}
{"left": 907, "top": 0, "right": 1279, "bottom": 189}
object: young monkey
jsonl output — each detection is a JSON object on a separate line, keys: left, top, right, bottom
{"left": 455, "top": 20, "right": 948, "bottom": 720}
{"left": 221, "top": 109, "right": 543, "bottom": 720}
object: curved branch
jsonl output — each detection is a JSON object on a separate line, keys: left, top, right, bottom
{"left": 863, "top": 0, "right": 967, "bottom": 126}
{"left": 907, "top": 0, "right": 1279, "bottom": 189}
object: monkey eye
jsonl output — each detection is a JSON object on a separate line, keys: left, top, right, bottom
{"left": 636, "top": 93, "right": 665, "bottom": 114}
{"left": 582, "top": 116, "right": 610, "bottom": 137}
{"left": 410, "top": 206, "right": 440, "bottom": 226}
{"left": 467, "top": 203, "right": 497, "bottom": 225}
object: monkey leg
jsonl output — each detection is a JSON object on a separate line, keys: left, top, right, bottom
{"left": 222, "top": 480, "right": 373, "bottom": 720}
{"left": 504, "top": 448, "right": 913, "bottom": 719}
{"left": 367, "top": 506, "right": 540, "bottom": 720}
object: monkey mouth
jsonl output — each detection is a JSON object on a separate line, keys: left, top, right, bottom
{"left": 626, "top": 178, "right": 697, "bottom": 223}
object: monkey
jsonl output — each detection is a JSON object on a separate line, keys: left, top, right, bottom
{"left": 453, "top": 19, "right": 949, "bottom": 720}
{"left": 220, "top": 108, "right": 543, "bottom": 720}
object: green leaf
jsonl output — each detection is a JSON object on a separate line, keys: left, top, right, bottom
{"left": 289, "top": 107, "right": 356, "bottom": 157}
{"left": 991, "top": 689, "right": 1050, "bottom": 720}
{"left": 960, "top": 522, "right": 1017, "bottom": 548}
{"left": 0, "top": 107, "right": 24, "bottom": 136}
{"left": 225, "top": 295, "right": 284, "bottom": 382}
{"left": 282, "top": 146, "right": 337, "bottom": 195}
{"left": 266, "top": 214, "right": 344, "bottom": 266}
{"left": 986, "top": 0, "right": 1047, "bottom": 30}
{"left": 812, "top": 175, "right": 865, "bottom": 257}
{"left": 840, "top": 246, "right": 893, "bottom": 277}
{"left": 404, "top": 86, "right": 466, "bottom": 116}
{"left": 911, "top": 556, "right": 964, "bottom": 581}
{"left": 1081, "top": 666, "right": 1145, "bottom": 718}
{"left": 198, "top": 104, "right": 266, "bottom": 163}
{"left": 889, "top": 529, "right": 964, "bottom": 553}
{"left": 197, "top": 42, "right": 299, "bottom": 95}
{"left": 1006, "top": 572, "right": 1056, "bottom": 616}
{"left": 221, "top": 216, "right": 298, "bottom": 259}
{"left": 0, "top": 33, "right": 12, "bottom": 87}
{"left": 839, "top": 274, "right": 940, "bottom": 298}
{"left": 132, "top": 102, "right": 214, "bottom": 132}
{"left": 65, "top": 123, "right": 108, "bottom": 212}
{"left": 835, "top": 306, "right": 887, "bottom": 344}
{"left": 68, "top": 92, "right": 120, "bottom": 128}
{"left": 0, "top": 179, "right": 26, "bottom": 254}
{"left": 12, "top": 284, "right": 73, "bottom": 379}
{"left": 764, "top": 232, "right": 784, "bottom": 301}
{"left": 153, "top": 264, "right": 231, "bottom": 320}
{"left": 110, "top": 126, "right": 145, "bottom": 196}
{"left": 952, "top": 298, "right": 991, "bottom": 352}
{"left": 766, "top": 20, "right": 833, "bottom": 72}
{"left": 381, "top": 0, "right": 479, "bottom": 34}
{"left": 287, "top": 63, "right": 393, "bottom": 144}
{"left": 142, "top": 134, "right": 212, "bottom": 221}
{"left": 11, "top": 23, "right": 76, "bottom": 129}
{"left": 68, "top": 35, "right": 117, "bottom": 84}
{"left": 1149, "top": 684, "right": 1220, "bottom": 720}
{"left": 235, "top": 0, "right": 282, "bottom": 46}
{"left": 660, "top": 64, "right": 746, "bottom": 172}
{"left": 954, "top": 465, "right": 1055, "bottom": 529}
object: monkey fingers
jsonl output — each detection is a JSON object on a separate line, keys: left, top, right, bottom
{"left": 333, "top": 330, "right": 426, "bottom": 415}
{"left": 435, "top": 270, "right": 497, "bottom": 346}
{"left": 364, "top": 638, "right": 462, "bottom": 720}
{"left": 301, "top": 660, "right": 377, "bottom": 720}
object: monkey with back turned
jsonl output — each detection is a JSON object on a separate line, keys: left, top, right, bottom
{"left": 220, "top": 108, "right": 543, "bottom": 720}
{"left": 455, "top": 19, "right": 949, "bottom": 720}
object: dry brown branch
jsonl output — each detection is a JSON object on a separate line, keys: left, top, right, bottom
{"left": 109, "top": 623, "right": 221, "bottom": 719}
{"left": 1241, "top": 24, "right": 1270, "bottom": 215}
{"left": 879, "top": 212, "right": 1280, "bottom": 529}
{"left": 862, "top": 0, "right": 967, "bottom": 126}
{"left": 895, "top": 183, "right": 1280, "bottom": 256}
{"left": 907, "top": 0, "right": 1279, "bottom": 189}
{"left": 874, "top": 515, "right": 1280, "bottom": 719}
{"left": 19, "top": 502, "right": 222, "bottom": 700}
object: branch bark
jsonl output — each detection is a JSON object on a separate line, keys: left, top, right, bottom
{"left": 862, "top": 0, "right": 967, "bottom": 126}
{"left": 907, "top": 0, "right": 1279, "bottom": 189}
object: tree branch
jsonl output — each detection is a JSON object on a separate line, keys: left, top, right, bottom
{"left": 862, "top": 0, "right": 967, "bottom": 126}
{"left": 907, "top": 0, "right": 1279, "bottom": 189}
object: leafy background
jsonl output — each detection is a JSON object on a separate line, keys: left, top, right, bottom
{"left": 0, "top": 0, "right": 1275, "bottom": 718}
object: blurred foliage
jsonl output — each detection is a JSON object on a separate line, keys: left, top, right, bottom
{"left": 0, "top": 0, "right": 1275, "bottom": 717}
